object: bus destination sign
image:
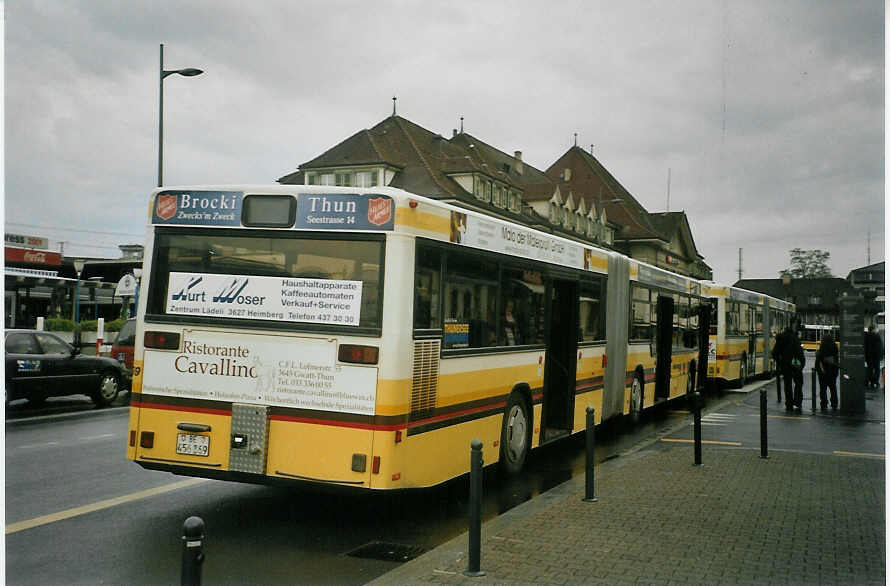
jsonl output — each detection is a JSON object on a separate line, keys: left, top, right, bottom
{"left": 152, "top": 191, "right": 243, "bottom": 226}
{"left": 295, "top": 193, "right": 394, "bottom": 230}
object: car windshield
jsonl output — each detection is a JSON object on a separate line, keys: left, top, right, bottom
{"left": 116, "top": 320, "right": 137, "bottom": 346}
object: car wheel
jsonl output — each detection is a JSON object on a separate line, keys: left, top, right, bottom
{"left": 92, "top": 371, "right": 120, "bottom": 407}
{"left": 499, "top": 393, "right": 530, "bottom": 476}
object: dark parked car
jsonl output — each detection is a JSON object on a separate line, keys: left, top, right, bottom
{"left": 5, "top": 329, "right": 125, "bottom": 407}
{"left": 111, "top": 318, "right": 136, "bottom": 388}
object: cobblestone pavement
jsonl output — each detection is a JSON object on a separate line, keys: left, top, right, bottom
{"left": 370, "top": 386, "right": 885, "bottom": 585}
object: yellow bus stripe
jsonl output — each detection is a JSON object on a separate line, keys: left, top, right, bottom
{"left": 6, "top": 478, "right": 207, "bottom": 534}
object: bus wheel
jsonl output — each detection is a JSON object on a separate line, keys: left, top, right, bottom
{"left": 92, "top": 371, "right": 120, "bottom": 408}
{"left": 499, "top": 393, "right": 530, "bottom": 476}
{"left": 629, "top": 376, "right": 643, "bottom": 423}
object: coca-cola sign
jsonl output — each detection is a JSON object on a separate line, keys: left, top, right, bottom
{"left": 5, "top": 246, "right": 62, "bottom": 266}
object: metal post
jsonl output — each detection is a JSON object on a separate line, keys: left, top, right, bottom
{"left": 465, "top": 439, "right": 485, "bottom": 577}
{"left": 811, "top": 368, "right": 817, "bottom": 412}
{"left": 583, "top": 406, "right": 598, "bottom": 502}
{"left": 181, "top": 516, "right": 205, "bottom": 586}
{"left": 776, "top": 372, "right": 782, "bottom": 403}
{"left": 159, "top": 44, "right": 165, "bottom": 188}
{"left": 759, "top": 388, "right": 768, "bottom": 459}
{"left": 693, "top": 392, "right": 702, "bottom": 466}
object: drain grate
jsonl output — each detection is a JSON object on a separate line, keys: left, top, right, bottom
{"left": 346, "top": 541, "right": 425, "bottom": 563}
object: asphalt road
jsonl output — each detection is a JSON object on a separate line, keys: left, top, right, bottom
{"left": 7, "top": 375, "right": 877, "bottom": 585}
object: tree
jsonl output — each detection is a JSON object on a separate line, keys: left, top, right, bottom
{"left": 779, "top": 248, "right": 832, "bottom": 278}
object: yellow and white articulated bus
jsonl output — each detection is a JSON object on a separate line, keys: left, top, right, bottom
{"left": 127, "top": 185, "right": 708, "bottom": 490}
{"left": 703, "top": 283, "right": 795, "bottom": 387}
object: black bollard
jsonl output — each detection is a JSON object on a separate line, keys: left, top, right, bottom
{"left": 181, "top": 516, "right": 205, "bottom": 586}
{"left": 465, "top": 439, "right": 485, "bottom": 577}
{"left": 776, "top": 373, "right": 782, "bottom": 403}
{"left": 583, "top": 406, "right": 598, "bottom": 503}
{"left": 759, "top": 388, "right": 768, "bottom": 459}
{"left": 811, "top": 368, "right": 817, "bottom": 412}
{"left": 693, "top": 392, "right": 702, "bottom": 466}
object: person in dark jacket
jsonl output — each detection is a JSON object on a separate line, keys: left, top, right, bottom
{"left": 772, "top": 321, "right": 805, "bottom": 411}
{"left": 815, "top": 332, "right": 839, "bottom": 411}
{"left": 864, "top": 326, "right": 883, "bottom": 388}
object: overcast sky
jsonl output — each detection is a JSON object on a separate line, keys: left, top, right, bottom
{"left": 4, "top": 1, "right": 884, "bottom": 282}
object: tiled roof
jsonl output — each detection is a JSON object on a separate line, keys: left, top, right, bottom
{"left": 545, "top": 147, "right": 666, "bottom": 242}
{"left": 648, "top": 211, "right": 703, "bottom": 260}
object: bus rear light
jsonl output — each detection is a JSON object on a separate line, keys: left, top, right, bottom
{"left": 395, "top": 430, "right": 402, "bottom": 443}
{"left": 603, "top": 354, "right": 608, "bottom": 368}
{"left": 144, "top": 331, "right": 181, "bottom": 350}
{"left": 408, "top": 200, "right": 418, "bottom": 208}
{"left": 372, "top": 456, "right": 381, "bottom": 474}
{"left": 338, "top": 344, "right": 379, "bottom": 365}
{"left": 140, "top": 431, "right": 155, "bottom": 449}
{"left": 391, "top": 472, "right": 401, "bottom": 481}
{"left": 129, "top": 430, "right": 136, "bottom": 447}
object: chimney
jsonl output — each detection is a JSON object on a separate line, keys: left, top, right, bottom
{"left": 514, "top": 151, "right": 523, "bottom": 175}
{"left": 453, "top": 129, "right": 457, "bottom": 137}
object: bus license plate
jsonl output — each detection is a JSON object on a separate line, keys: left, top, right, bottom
{"left": 176, "top": 433, "right": 210, "bottom": 457}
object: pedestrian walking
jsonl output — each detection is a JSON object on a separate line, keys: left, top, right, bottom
{"left": 864, "top": 325, "right": 883, "bottom": 388}
{"left": 815, "top": 332, "right": 839, "bottom": 411}
{"left": 772, "top": 320, "right": 805, "bottom": 411}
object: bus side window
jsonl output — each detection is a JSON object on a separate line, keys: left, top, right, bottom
{"left": 443, "top": 251, "right": 497, "bottom": 349}
{"left": 500, "top": 267, "right": 545, "bottom": 346}
{"left": 414, "top": 245, "right": 442, "bottom": 329}
{"left": 578, "top": 276, "right": 606, "bottom": 342}
{"left": 630, "top": 285, "right": 651, "bottom": 341}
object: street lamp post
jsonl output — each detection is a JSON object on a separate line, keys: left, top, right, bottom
{"left": 132, "top": 268, "right": 143, "bottom": 318}
{"left": 73, "top": 259, "right": 86, "bottom": 325}
{"left": 158, "top": 43, "right": 203, "bottom": 187}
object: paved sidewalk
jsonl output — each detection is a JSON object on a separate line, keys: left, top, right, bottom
{"left": 370, "top": 385, "right": 886, "bottom": 585}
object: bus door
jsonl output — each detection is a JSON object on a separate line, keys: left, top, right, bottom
{"left": 542, "top": 279, "right": 578, "bottom": 440}
{"left": 748, "top": 306, "right": 757, "bottom": 371}
{"left": 654, "top": 295, "right": 674, "bottom": 400}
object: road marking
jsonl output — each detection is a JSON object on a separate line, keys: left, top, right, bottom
{"left": 18, "top": 441, "right": 60, "bottom": 449}
{"left": 660, "top": 438, "right": 743, "bottom": 446}
{"left": 833, "top": 450, "right": 885, "bottom": 459}
{"left": 749, "top": 414, "right": 810, "bottom": 421}
{"left": 6, "top": 478, "right": 208, "bottom": 535}
{"left": 81, "top": 433, "right": 115, "bottom": 441}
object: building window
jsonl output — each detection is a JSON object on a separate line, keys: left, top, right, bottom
{"left": 320, "top": 173, "right": 335, "bottom": 186}
{"left": 356, "top": 170, "right": 378, "bottom": 188}
{"left": 306, "top": 174, "right": 316, "bottom": 185}
{"left": 549, "top": 202, "right": 558, "bottom": 222}
{"left": 335, "top": 172, "right": 352, "bottom": 187}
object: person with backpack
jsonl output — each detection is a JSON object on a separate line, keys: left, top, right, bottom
{"left": 815, "top": 332, "right": 839, "bottom": 411}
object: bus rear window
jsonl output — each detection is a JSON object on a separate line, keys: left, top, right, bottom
{"left": 147, "top": 231, "right": 383, "bottom": 329}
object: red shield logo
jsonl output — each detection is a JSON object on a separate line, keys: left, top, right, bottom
{"left": 156, "top": 194, "right": 178, "bottom": 221}
{"left": 367, "top": 198, "right": 393, "bottom": 226}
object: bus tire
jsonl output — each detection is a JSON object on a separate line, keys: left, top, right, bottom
{"left": 499, "top": 393, "right": 530, "bottom": 476}
{"left": 91, "top": 371, "right": 120, "bottom": 408}
{"left": 736, "top": 356, "right": 747, "bottom": 389}
{"left": 629, "top": 375, "right": 643, "bottom": 423}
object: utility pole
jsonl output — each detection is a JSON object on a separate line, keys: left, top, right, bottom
{"left": 738, "top": 248, "right": 743, "bottom": 281}
{"left": 867, "top": 225, "right": 871, "bottom": 264}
